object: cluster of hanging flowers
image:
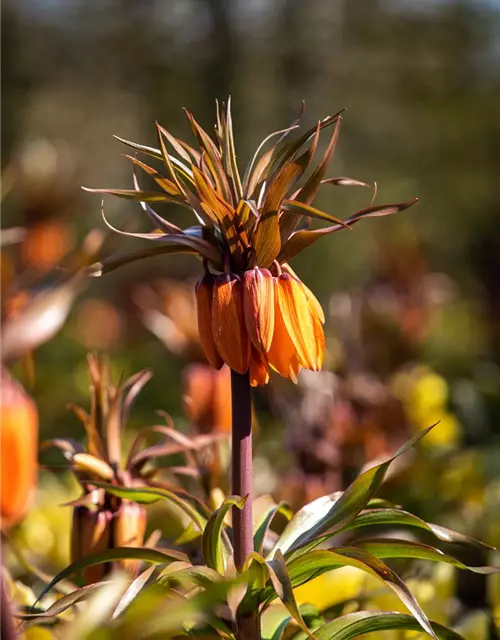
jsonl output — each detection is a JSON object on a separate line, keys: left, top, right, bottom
{"left": 85, "top": 101, "right": 416, "bottom": 385}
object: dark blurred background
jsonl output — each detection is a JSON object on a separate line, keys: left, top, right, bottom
{"left": 3, "top": 0, "right": 500, "bottom": 558}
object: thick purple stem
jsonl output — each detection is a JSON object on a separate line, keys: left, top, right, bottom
{"left": 230, "top": 369, "right": 259, "bottom": 639}
{"left": 230, "top": 369, "right": 253, "bottom": 569}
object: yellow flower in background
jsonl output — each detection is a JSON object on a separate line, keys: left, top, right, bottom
{"left": 14, "top": 472, "right": 77, "bottom": 572}
{"left": 294, "top": 566, "right": 367, "bottom": 610}
{"left": 392, "top": 365, "right": 461, "bottom": 448}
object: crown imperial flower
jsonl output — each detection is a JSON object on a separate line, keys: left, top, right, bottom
{"left": 86, "top": 101, "right": 416, "bottom": 383}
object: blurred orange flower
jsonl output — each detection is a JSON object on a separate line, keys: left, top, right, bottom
{"left": 0, "top": 369, "right": 38, "bottom": 529}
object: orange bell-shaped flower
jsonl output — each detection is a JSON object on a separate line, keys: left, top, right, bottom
{"left": 0, "top": 370, "right": 38, "bottom": 529}
{"left": 243, "top": 268, "right": 275, "bottom": 352}
{"left": 211, "top": 274, "right": 250, "bottom": 374}
{"left": 195, "top": 274, "right": 224, "bottom": 370}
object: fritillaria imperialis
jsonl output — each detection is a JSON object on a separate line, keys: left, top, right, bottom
{"left": 85, "top": 101, "right": 416, "bottom": 385}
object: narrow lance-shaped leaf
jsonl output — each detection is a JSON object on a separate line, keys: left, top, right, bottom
{"left": 243, "top": 124, "right": 300, "bottom": 198}
{"left": 266, "top": 551, "right": 316, "bottom": 639}
{"left": 202, "top": 495, "right": 245, "bottom": 574}
{"left": 112, "top": 566, "right": 157, "bottom": 619}
{"left": 223, "top": 97, "right": 244, "bottom": 202}
{"left": 269, "top": 424, "right": 437, "bottom": 559}
{"left": 356, "top": 539, "right": 499, "bottom": 574}
{"left": 31, "top": 547, "right": 189, "bottom": 611}
{"left": 98, "top": 206, "right": 221, "bottom": 262}
{"left": 86, "top": 244, "right": 198, "bottom": 278}
{"left": 254, "top": 500, "right": 292, "bottom": 555}
{"left": 92, "top": 482, "right": 207, "bottom": 532}
{"left": 268, "top": 547, "right": 439, "bottom": 640}
{"left": 82, "top": 186, "right": 178, "bottom": 203}
{"left": 341, "top": 508, "right": 495, "bottom": 551}
{"left": 15, "top": 582, "right": 115, "bottom": 621}
{"left": 314, "top": 611, "right": 465, "bottom": 640}
{"left": 123, "top": 155, "right": 183, "bottom": 197}
{"left": 278, "top": 198, "right": 418, "bottom": 263}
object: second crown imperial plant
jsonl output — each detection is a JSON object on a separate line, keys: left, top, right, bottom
{"left": 85, "top": 101, "right": 416, "bottom": 384}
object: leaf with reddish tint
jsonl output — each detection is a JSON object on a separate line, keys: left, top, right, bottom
{"left": 123, "top": 155, "right": 183, "bottom": 197}
{"left": 82, "top": 187, "right": 177, "bottom": 203}
{"left": 253, "top": 209, "right": 282, "bottom": 268}
{"left": 86, "top": 245, "right": 198, "bottom": 278}
{"left": 31, "top": 547, "right": 188, "bottom": 612}
{"left": 279, "top": 198, "right": 418, "bottom": 263}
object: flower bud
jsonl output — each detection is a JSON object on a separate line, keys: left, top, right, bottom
{"left": 243, "top": 268, "right": 275, "bottom": 351}
{"left": 71, "top": 506, "right": 112, "bottom": 584}
{"left": 113, "top": 501, "right": 147, "bottom": 578}
{"left": 211, "top": 274, "right": 250, "bottom": 374}
{"left": 195, "top": 274, "right": 223, "bottom": 370}
{"left": 0, "top": 370, "right": 38, "bottom": 529}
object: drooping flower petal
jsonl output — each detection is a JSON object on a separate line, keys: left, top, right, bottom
{"left": 243, "top": 268, "right": 275, "bottom": 351}
{"left": 275, "top": 273, "right": 322, "bottom": 371}
{"left": 196, "top": 275, "right": 224, "bottom": 370}
{"left": 267, "top": 281, "right": 302, "bottom": 382}
{"left": 281, "top": 263, "right": 325, "bottom": 325}
{"left": 249, "top": 346, "right": 270, "bottom": 387}
{"left": 211, "top": 274, "right": 250, "bottom": 374}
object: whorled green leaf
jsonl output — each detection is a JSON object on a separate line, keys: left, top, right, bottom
{"left": 313, "top": 611, "right": 464, "bottom": 640}
{"left": 254, "top": 500, "right": 293, "bottom": 556}
{"left": 237, "top": 552, "right": 270, "bottom": 616}
{"left": 341, "top": 508, "right": 494, "bottom": 551}
{"left": 266, "top": 547, "right": 439, "bottom": 639}
{"left": 91, "top": 482, "right": 207, "bottom": 533}
{"left": 112, "top": 566, "right": 157, "bottom": 619}
{"left": 159, "top": 565, "right": 223, "bottom": 594}
{"left": 202, "top": 495, "right": 245, "bottom": 574}
{"left": 15, "top": 582, "right": 114, "bottom": 621}
{"left": 269, "top": 425, "right": 437, "bottom": 560}
{"left": 32, "top": 547, "right": 187, "bottom": 611}
{"left": 261, "top": 603, "right": 323, "bottom": 640}
{"left": 356, "top": 539, "right": 499, "bottom": 574}
{"left": 65, "top": 576, "right": 131, "bottom": 639}
{"left": 266, "top": 551, "right": 316, "bottom": 639}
